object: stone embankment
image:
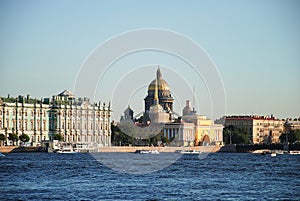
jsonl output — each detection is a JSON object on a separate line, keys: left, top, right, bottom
{"left": 97, "top": 145, "right": 220, "bottom": 153}
{"left": 0, "top": 146, "right": 46, "bottom": 153}
{"left": 0, "top": 145, "right": 221, "bottom": 153}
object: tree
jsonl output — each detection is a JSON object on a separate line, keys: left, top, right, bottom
{"left": 280, "top": 130, "right": 300, "bottom": 143}
{"left": 161, "top": 136, "right": 170, "bottom": 144}
{"left": 223, "top": 126, "right": 249, "bottom": 145}
{"left": 0, "top": 134, "right": 6, "bottom": 146}
{"left": 111, "top": 123, "right": 135, "bottom": 146}
{"left": 8, "top": 133, "right": 19, "bottom": 146}
{"left": 19, "top": 134, "right": 30, "bottom": 144}
{"left": 150, "top": 136, "right": 158, "bottom": 146}
{"left": 54, "top": 133, "right": 64, "bottom": 141}
{"left": 294, "top": 130, "right": 300, "bottom": 142}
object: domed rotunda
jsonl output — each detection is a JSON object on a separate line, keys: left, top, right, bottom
{"left": 144, "top": 67, "right": 174, "bottom": 113}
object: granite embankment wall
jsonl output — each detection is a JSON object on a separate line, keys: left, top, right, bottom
{"left": 219, "top": 143, "right": 300, "bottom": 152}
{"left": 0, "top": 146, "right": 46, "bottom": 153}
{"left": 97, "top": 145, "right": 220, "bottom": 153}
{"left": 0, "top": 145, "right": 221, "bottom": 153}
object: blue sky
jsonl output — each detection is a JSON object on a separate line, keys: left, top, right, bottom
{"left": 0, "top": 0, "right": 299, "bottom": 120}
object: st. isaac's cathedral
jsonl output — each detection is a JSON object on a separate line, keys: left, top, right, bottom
{"left": 120, "top": 67, "right": 223, "bottom": 146}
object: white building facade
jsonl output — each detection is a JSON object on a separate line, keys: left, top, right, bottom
{"left": 0, "top": 90, "right": 111, "bottom": 147}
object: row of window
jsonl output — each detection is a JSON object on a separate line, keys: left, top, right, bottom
{"left": 0, "top": 119, "right": 110, "bottom": 131}
{"left": 60, "top": 121, "right": 109, "bottom": 130}
{"left": 0, "top": 119, "right": 47, "bottom": 131}
{"left": 1, "top": 109, "right": 110, "bottom": 118}
{"left": 1, "top": 109, "right": 47, "bottom": 117}
{"left": 58, "top": 111, "right": 110, "bottom": 118}
{"left": 226, "top": 121, "right": 283, "bottom": 127}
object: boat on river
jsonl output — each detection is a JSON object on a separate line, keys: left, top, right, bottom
{"left": 135, "top": 150, "right": 160, "bottom": 154}
{"left": 275, "top": 150, "right": 285, "bottom": 155}
{"left": 0, "top": 152, "right": 5, "bottom": 157}
{"left": 289, "top": 150, "right": 300, "bottom": 155}
{"left": 179, "top": 150, "right": 201, "bottom": 154}
{"left": 55, "top": 147, "right": 79, "bottom": 154}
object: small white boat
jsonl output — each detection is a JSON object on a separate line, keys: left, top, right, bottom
{"left": 149, "top": 150, "right": 160, "bottom": 154}
{"left": 0, "top": 152, "right": 5, "bottom": 157}
{"left": 180, "top": 150, "right": 201, "bottom": 154}
{"left": 271, "top": 152, "right": 276, "bottom": 157}
{"left": 289, "top": 150, "right": 300, "bottom": 155}
{"left": 275, "top": 150, "right": 285, "bottom": 155}
{"left": 56, "top": 148, "right": 78, "bottom": 154}
{"left": 135, "top": 150, "right": 160, "bottom": 154}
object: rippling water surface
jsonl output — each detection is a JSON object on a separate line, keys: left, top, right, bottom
{"left": 0, "top": 152, "right": 299, "bottom": 200}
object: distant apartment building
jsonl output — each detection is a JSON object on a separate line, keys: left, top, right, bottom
{"left": 0, "top": 90, "right": 111, "bottom": 147}
{"left": 223, "top": 115, "right": 284, "bottom": 144}
{"left": 284, "top": 118, "right": 300, "bottom": 133}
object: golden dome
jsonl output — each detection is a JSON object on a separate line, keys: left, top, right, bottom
{"left": 148, "top": 67, "right": 170, "bottom": 91}
{"left": 148, "top": 79, "right": 170, "bottom": 91}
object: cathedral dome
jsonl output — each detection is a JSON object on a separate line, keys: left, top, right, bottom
{"left": 144, "top": 67, "right": 174, "bottom": 113}
{"left": 147, "top": 67, "right": 171, "bottom": 94}
{"left": 148, "top": 79, "right": 170, "bottom": 91}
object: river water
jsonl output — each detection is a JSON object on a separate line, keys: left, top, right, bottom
{"left": 0, "top": 152, "right": 299, "bottom": 200}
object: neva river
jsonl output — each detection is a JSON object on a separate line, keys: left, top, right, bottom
{"left": 0, "top": 152, "right": 299, "bottom": 200}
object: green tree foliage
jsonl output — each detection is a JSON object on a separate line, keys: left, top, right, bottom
{"left": 0, "top": 134, "right": 6, "bottom": 146}
{"left": 150, "top": 136, "right": 158, "bottom": 146}
{"left": 19, "top": 134, "right": 30, "bottom": 144}
{"left": 111, "top": 123, "right": 135, "bottom": 146}
{"left": 54, "top": 133, "right": 64, "bottom": 141}
{"left": 223, "top": 126, "right": 249, "bottom": 145}
{"left": 111, "top": 122, "right": 161, "bottom": 146}
{"left": 294, "top": 130, "right": 300, "bottom": 141}
{"left": 8, "top": 133, "right": 19, "bottom": 146}
{"left": 279, "top": 130, "right": 300, "bottom": 143}
{"left": 160, "top": 136, "right": 170, "bottom": 144}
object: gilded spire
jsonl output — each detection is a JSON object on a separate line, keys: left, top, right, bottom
{"left": 155, "top": 66, "right": 161, "bottom": 104}
{"left": 156, "top": 66, "right": 162, "bottom": 80}
{"left": 154, "top": 76, "right": 159, "bottom": 105}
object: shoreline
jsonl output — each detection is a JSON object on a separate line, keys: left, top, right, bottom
{"left": 96, "top": 145, "right": 220, "bottom": 153}
{"left": 2, "top": 144, "right": 299, "bottom": 154}
{"left": 0, "top": 145, "right": 221, "bottom": 153}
